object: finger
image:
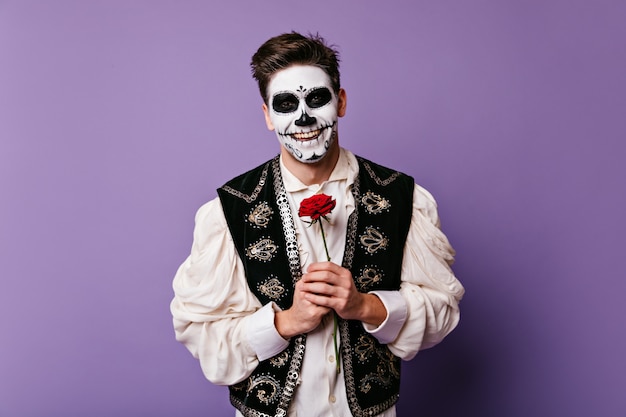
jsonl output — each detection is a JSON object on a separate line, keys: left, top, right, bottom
{"left": 300, "top": 271, "right": 336, "bottom": 286}
{"left": 305, "top": 261, "right": 342, "bottom": 274}
{"left": 304, "top": 292, "right": 336, "bottom": 309}
{"left": 299, "top": 295, "right": 332, "bottom": 312}
{"left": 301, "top": 282, "right": 337, "bottom": 297}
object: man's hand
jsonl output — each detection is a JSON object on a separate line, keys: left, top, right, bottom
{"left": 300, "top": 262, "right": 387, "bottom": 326}
{"left": 274, "top": 278, "right": 331, "bottom": 339}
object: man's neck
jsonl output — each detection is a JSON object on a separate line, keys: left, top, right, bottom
{"left": 280, "top": 142, "right": 341, "bottom": 186}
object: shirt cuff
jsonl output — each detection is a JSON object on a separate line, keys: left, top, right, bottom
{"left": 247, "top": 302, "right": 290, "bottom": 361}
{"left": 362, "top": 291, "right": 408, "bottom": 344}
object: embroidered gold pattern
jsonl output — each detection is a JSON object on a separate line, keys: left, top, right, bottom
{"left": 258, "top": 276, "right": 286, "bottom": 301}
{"left": 269, "top": 351, "right": 289, "bottom": 368}
{"left": 359, "top": 348, "right": 400, "bottom": 393}
{"left": 246, "top": 238, "right": 278, "bottom": 262}
{"left": 248, "top": 374, "right": 281, "bottom": 405}
{"left": 361, "top": 191, "right": 391, "bottom": 214}
{"left": 356, "top": 266, "right": 384, "bottom": 291}
{"left": 247, "top": 202, "right": 274, "bottom": 228}
{"left": 359, "top": 227, "right": 389, "bottom": 254}
{"left": 362, "top": 161, "right": 402, "bottom": 186}
{"left": 354, "top": 335, "right": 376, "bottom": 362}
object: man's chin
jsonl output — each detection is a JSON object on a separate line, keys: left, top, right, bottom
{"left": 288, "top": 148, "right": 328, "bottom": 164}
{"left": 302, "top": 152, "right": 327, "bottom": 163}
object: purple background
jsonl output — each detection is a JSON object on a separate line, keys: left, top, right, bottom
{"left": 1, "top": 1, "right": 624, "bottom": 416}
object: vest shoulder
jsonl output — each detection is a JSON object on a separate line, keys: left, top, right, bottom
{"left": 219, "top": 157, "right": 276, "bottom": 194}
{"left": 355, "top": 155, "right": 415, "bottom": 186}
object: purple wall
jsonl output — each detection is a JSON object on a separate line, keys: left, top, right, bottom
{"left": 1, "top": 1, "right": 624, "bottom": 416}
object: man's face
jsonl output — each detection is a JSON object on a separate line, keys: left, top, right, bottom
{"left": 264, "top": 65, "right": 340, "bottom": 164}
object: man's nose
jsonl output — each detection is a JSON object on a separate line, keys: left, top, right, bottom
{"left": 294, "top": 111, "right": 317, "bottom": 127}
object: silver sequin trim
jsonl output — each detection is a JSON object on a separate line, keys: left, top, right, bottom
{"left": 271, "top": 158, "right": 302, "bottom": 283}
{"left": 270, "top": 157, "right": 307, "bottom": 416}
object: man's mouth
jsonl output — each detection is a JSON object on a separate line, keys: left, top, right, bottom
{"left": 282, "top": 122, "right": 335, "bottom": 142}
{"left": 290, "top": 129, "right": 321, "bottom": 141}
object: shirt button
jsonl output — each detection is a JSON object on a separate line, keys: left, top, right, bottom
{"left": 329, "top": 355, "right": 335, "bottom": 363}
{"left": 329, "top": 395, "right": 336, "bottom": 403}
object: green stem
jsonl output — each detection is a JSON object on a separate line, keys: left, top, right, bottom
{"left": 318, "top": 218, "right": 331, "bottom": 262}
{"left": 319, "top": 219, "right": 340, "bottom": 373}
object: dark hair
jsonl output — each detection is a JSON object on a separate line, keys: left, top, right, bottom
{"left": 250, "top": 32, "right": 341, "bottom": 104}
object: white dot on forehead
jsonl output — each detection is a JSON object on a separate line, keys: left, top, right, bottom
{"left": 267, "top": 65, "right": 332, "bottom": 96}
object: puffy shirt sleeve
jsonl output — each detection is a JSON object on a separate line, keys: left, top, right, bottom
{"left": 386, "top": 184, "right": 465, "bottom": 360}
{"left": 170, "top": 198, "right": 266, "bottom": 385}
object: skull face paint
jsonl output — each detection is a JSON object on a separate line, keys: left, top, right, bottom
{"left": 266, "top": 65, "right": 339, "bottom": 163}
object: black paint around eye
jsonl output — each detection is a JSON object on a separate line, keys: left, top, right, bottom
{"left": 272, "top": 93, "right": 299, "bottom": 113}
{"left": 305, "top": 88, "right": 332, "bottom": 108}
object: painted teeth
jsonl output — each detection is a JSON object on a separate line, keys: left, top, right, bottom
{"left": 292, "top": 129, "right": 320, "bottom": 140}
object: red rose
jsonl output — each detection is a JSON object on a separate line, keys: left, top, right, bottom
{"left": 298, "top": 194, "right": 336, "bottom": 221}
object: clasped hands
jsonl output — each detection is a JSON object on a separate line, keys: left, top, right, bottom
{"left": 274, "top": 261, "right": 386, "bottom": 339}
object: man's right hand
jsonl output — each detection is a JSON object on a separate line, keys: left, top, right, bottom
{"left": 274, "top": 278, "right": 331, "bottom": 339}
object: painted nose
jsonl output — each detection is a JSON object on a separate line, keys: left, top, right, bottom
{"left": 294, "top": 111, "right": 317, "bottom": 126}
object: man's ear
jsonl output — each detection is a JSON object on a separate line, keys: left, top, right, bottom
{"left": 337, "top": 88, "right": 347, "bottom": 117}
{"left": 262, "top": 103, "right": 275, "bottom": 131}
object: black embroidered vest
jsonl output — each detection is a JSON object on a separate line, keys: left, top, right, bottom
{"left": 217, "top": 155, "right": 414, "bottom": 417}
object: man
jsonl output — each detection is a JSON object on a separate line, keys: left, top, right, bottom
{"left": 171, "top": 32, "right": 464, "bottom": 417}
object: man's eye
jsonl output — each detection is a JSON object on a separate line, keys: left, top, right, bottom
{"left": 305, "top": 88, "right": 332, "bottom": 108}
{"left": 272, "top": 93, "right": 299, "bottom": 113}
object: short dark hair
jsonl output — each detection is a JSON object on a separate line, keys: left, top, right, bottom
{"left": 250, "top": 32, "right": 341, "bottom": 104}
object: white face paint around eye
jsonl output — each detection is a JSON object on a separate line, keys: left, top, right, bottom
{"left": 266, "top": 65, "right": 339, "bottom": 164}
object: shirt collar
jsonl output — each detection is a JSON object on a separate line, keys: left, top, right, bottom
{"left": 280, "top": 147, "right": 357, "bottom": 193}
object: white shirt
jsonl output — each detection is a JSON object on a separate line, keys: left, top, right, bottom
{"left": 171, "top": 149, "right": 464, "bottom": 417}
